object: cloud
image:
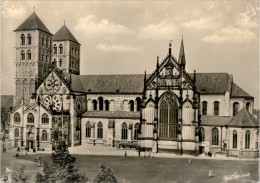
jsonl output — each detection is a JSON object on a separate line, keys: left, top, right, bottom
{"left": 138, "top": 20, "right": 176, "bottom": 40}
{"left": 2, "top": 5, "right": 26, "bottom": 17}
{"left": 96, "top": 43, "right": 141, "bottom": 52}
{"left": 183, "top": 18, "right": 216, "bottom": 30}
{"left": 202, "top": 26, "right": 255, "bottom": 44}
{"left": 74, "top": 15, "right": 131, "bottom": 37}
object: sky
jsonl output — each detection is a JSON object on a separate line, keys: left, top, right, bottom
{"left": 1, "top": 0, "right": 259, "bottom": 108}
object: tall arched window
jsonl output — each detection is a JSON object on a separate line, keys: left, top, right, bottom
{"left": 129, "top": 100, "right": 134, "bottom": 111}
{"left": 21, "top": 34, "right": 25, "bottom": 45}
{"left": 245, "top": 130, "right": 250, "bottom": 149}
{"left": 105, "top": 100, "right": 109, "bottom": 111}
{"left": 14, "top": 128, "right": 19, "bottom": 137}
{"left": 98, "top": 97, "right": 103, "bottom": 111}
{"left": 246, "top": 102, "right": 250, "bottom": 111}
{"left": 159, "top": 93, "right": 178, "bottom": 138}
{"left": 97, "top": 122, "right": 103, "bottom": 138}
{"left": 14, "top": 112, "right": 21, "bottom": 123}
{"left": 27, "top": 34, "right": 31, "bottom": 45}
{"left": 134, "top": 123, "right": 139, "bottom": 140}
{"left": 233, "top": 130, "right": 237, "bottom": 149}
{"left": 21, "top": 50, "right": 25, "bottom": 60}
{"left": 54, "top": 44, "right": 57, "bottom": 54}
{"left": 212, "top": 128, "right": 219, "bottom": 145}
{"left": 27, "top": 113, "right": 34, "bottom": 123}
{"left": 46, "top": 38, "right": 49, "bottom": 48}
{"left": 86, "top": 122, "right": 91, "bottom": 138}
{"left": 93, "top": 100, "right": 97, "bottom": 110}
{"left": 121, "top": 122, "right": 128, "bottom": 140}
{"left": 42, "top": 130, "right": 47, "bottom": 141}
{"left": 59, "top": 44, "right": 63, "bottom": 54}
{"left": 214, "top": 101, "right": 219, "bottom": 115}
{"left": 42, "top": 113, "right": 49, "bottom": 124}
{"left": 136, "top": 97, "right": 141, "bottom": 111}
{"left": 233, "top": 102, "right": 239, "bottom": 116}
{"left": 202, "top": 101, "right": 207, "bottom": 115}
{"left": 59, "top": 59, "right": 62, "bottom": 67}
{"left": 199, "top": 127, "right": 205, "bottom": 142}
{"left": 27, "top": 50, "right": 31, "bottom": 60}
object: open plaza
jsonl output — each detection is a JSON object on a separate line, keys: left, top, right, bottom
{"left": 1, "top": 144, "right": 259, "bottom": 183}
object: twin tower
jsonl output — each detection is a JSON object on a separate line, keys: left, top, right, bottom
{"left": 14, "top": 12, "right": 81, "bottom": 104}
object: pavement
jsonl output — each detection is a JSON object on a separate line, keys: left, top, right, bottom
{"left": 13, "top": 143, "right": 257, "bottom": 161}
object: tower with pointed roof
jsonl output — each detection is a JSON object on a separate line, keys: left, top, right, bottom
{"left": 14, "top": 12, "right": 52, "bottom": 104}
{"left": 52, "top": 24, "right": 80, "bottom": 75}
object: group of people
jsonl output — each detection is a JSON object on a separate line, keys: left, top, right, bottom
{"left": 205, "top": 151, "right": 216, "bottom": 157}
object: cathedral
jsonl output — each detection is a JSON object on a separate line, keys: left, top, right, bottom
{"left": 8, "top": 12, "right": 259, "bottom": 158}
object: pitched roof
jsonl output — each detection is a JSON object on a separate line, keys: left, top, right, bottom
{"left": 15, "top": 12, "right": 51, "bottom": 34}
{"left": 228, "top": 108, "right": 259, "bottom": 127}
{"left": 77, "top": 74, "right": 144, "bottom": 94}
{"left": 200, "top": 116, "right": 232, "bottom": 126}
{"left": 231, "top": 82, "right": 253, "bottom": 98}
{"left": 1, "top": 95, "right": 13, "bottom": 112}
{"left": 53, "top": 25, "right": 80, "bottom": 44}
{"left": 82, "top": 111, "right": 140, "bottom": 119}
{"left": 193, "top": 73, "right": 232, "bottom": 94}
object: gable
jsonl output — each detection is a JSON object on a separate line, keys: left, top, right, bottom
{"left": 36, "top": 71, "right": 70, "bottom": 96}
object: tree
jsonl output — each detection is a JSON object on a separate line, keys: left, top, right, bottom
{"left": 12, "top": 166, "right": 30, "bottom": 183}
{"left": 35, "top": 141, "right": 87, "bottom": 183}
{"left": 94, "top": 164, "right": 118, "bottom": 183}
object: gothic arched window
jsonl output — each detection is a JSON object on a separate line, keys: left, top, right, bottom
{"left": 121, "top": 122, "right": 128, "bottom": 140}
{"left": 27, "top": 113, "right": 34, "bottom": 123}
{"left": 97, "top": 122, "right": 103, "bottom": 139}
{"left": 233, "top": 130, "right": 237, "bottom": 149}
{"left": 27, "top": 34, "right": 32, "bottom": 45}
{"left": 54, "top": 44, "right": 57, "bottom": 54}
{"left": 15, "top": 128, "right": 19, "bottom": 137}
{"left": 199, "top": 127, "right": 205, "bottom": 142}
{"left": 21, "top": 34, "right": 25, "bottom": 45}
{"left": 42, "top": 130, "right": 47, "bottom": 141}
{"left": 14, "top": 112, "right": 21, "bottom": 123}
{"left": 27, "top": 50, "right": 31, "bottom": 60}
{"left": 212, "top": 128, "right": 219, "bottom": 145}
{"left": 134, "top": 123, "right": 139, "bottom": 140}
{"left": 214, "top": 101, "right": 219, "bottom": 115}
{"left": 105, "top": 100, "right": 109, "bottom": 111}
{"left": 21, "top": 50, "right": 25, "bottom": 60}
{"left": 233, "top": 102, "right": 239, "bottom": 116}
{"left": 86, "top": 122, "right": 91, "bottom": 138}
{"left": 159, "top": 93, "right": 178, "bottom": 138}
{"left": 59, "top": 44, "right": 63, "bottom": 54}
{"left": 245, "top": 130, "right": 250, "bottom": 149}
{"left": 202, "top": 101, "right": 207, "bottom": 115}
{"left": 42, "top": 113, "right": 49, "bottom": 124}
{"left": 129, "top": 100, "right": 134, "bottom": 112}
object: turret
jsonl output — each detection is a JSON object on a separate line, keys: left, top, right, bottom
{"left": 178, "top": 38, "right": 186, "bottom": 69}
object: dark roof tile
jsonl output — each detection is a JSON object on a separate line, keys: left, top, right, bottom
{"left": 200, "top": 116, "right": 232, "bottom": 126}
{"left": 15, "top": 12, "right": 51, "bottom": 34}
{"left": 82, "top": 111, "right": 140, "bottom": 119}
{"left": 53, "top": 25, "right": 79, "bottom": 44}
{"left": 231, "top": 82, "right": 253, "bottom": 98}
{"left": 228, "top": 108, "right": 259, "bottom": 127}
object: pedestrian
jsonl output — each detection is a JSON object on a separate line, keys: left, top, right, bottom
{"left": 209, "top": 168, "right": 214, "bottom": 177}
{"left": 189, "top": 158, "right": 192, "bottom": 165}
{"left": 125, "top": 151, "right": 127, "bottom": 157}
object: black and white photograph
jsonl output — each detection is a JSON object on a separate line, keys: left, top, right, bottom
{"left": 0, "top": 0, "right": 259, "bottom": 182}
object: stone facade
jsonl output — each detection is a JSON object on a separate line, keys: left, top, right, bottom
{"left": 8, "top": 12, "right": 259, "bottom": 158}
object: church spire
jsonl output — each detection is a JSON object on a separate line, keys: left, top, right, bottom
{"left": 178, "top": 37, "right": 186, "bottom": 66}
